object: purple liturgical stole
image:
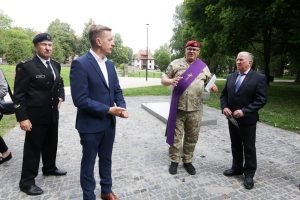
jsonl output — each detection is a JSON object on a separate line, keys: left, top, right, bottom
{"left": 166, "top": 58, "right": 207, "bottom": 146}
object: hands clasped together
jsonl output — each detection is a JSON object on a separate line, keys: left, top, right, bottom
{"left": 223, "top": 107, "right": 244, "bottom": 118}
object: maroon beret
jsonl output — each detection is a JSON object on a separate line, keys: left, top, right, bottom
{"left": 185, "top": 40, "right": 200, "bottom": 48}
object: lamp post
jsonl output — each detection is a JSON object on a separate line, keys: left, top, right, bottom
{"left": 146, "top": 23, "right": 149, "bottom": 81}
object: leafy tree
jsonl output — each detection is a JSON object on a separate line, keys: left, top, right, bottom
{"left": 52, "top": 42, "right": 65, "bottom": 63}
{"left": 1, "top": 27, "right": 34, "bottom": 63}
{"left": 170, "top": 4, "right": 193, "bottom": 59}
{"left": 170, "top": 1, "right": 227, "bottom": 73}
{"left": 282, "top": 0, "right": 300, "bottom": 82}
{"left": 0, "top": 13, "right": 13, "bottom": 56}
{"left": 108, "top": 33, "right": 130, "bottom": 66}
{"left": 154, "top": 44, "right": 171, "bottom": 72}
{"left": 0, "top": 12, "right": 12, "bottom": 30}
{"left": 6, "top": 39, "right": 32, "bottom": 64}
{"left": 180, "top": 0, "right": 300, "bottom": 84}
{"left": 77, "top": 19, "right": 95, "bottom": 56}
{"left": 124, "top": 46, "right": 133, "bottom": 66}
{"left": 47, "top": 19, "right": 78, "bottom": 63}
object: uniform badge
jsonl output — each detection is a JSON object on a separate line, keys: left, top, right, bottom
{"left": 36, "top": 75, "right": 46, "bottom": 78}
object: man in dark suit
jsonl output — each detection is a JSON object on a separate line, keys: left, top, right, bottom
{"left": 220, "top": 51, "right": 267, "bottom": 190}
{"left": 14, "top": 33, "right": 66, "bottom": 195}
{"left": 70, "top": 24, "right": 128, "bottom": 200}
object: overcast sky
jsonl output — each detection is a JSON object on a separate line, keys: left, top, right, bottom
{"left": 0, "top": 0, "right": 183, "bottom": 53}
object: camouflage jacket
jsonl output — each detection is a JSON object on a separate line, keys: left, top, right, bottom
{"left": 163, "top": 58, "right": 211, "bottom": 111}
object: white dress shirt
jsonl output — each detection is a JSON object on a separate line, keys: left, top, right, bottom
{"left": 89, "top": 49, "right": 109, "bottom": 87}
{"left": 37, "top": 55, "right": 56, "bottom": 80}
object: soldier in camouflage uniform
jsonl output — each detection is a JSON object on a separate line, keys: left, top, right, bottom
{"left": 161, "top": 40, "right": 218, "bottom": 175}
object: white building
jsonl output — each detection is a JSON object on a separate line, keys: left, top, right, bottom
{"left": 132, "top": 50, "right": 155, "bottom": 70}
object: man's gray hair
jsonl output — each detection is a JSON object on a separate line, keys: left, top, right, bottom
{"left": 239, "top": 51, "right": 254, "bottom": 66}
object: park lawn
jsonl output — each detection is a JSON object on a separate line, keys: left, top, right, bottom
{"left": 128, "top": 71, "right": 162, "bottom": 78}
{"left": 0, "top": 65, "right": 71, "bottom": 87}
{"left": 1, "top": 65, "right": 299, "bottom": 136}
{"left": 123, "top": 85, "right": 171, "bottom": 96}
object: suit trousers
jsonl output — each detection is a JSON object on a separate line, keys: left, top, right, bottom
{"left": 228, "top": 122, "right": 257, "bottom": 178}
{"left": 20, "top": 123, "right": 58, "bottom": 186}
{"left": 0, "top": 136, "right": 8, "bottom": 153}
{"left": 79, "top": 124, "right": 116, "bottom": 200}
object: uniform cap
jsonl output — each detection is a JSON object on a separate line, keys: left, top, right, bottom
{"left": 185, "top": 40, "right": 200, "bottom": 48}
{"left": 32, "top": 33, "right": 52, "bottom": 44}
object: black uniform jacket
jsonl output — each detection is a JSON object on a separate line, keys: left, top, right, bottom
{"left": 220, "top": 70, "right": 267, "bottom": 126}
{"left": 13, "top": 56, "right": 65, "bottom": 124}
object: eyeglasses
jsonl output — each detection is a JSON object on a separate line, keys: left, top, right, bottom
{"left": 186, "top": 47, "right": 199, "bottom": 52}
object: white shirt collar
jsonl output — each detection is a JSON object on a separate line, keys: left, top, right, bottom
{"left": 240, "top": 68, "right": 251, "bottom": 75}
{"left": 36, "top": 54, "right": 50, "bottom": 65}
{"left": 89, "top": 49, "right": 107, "bottom": 63}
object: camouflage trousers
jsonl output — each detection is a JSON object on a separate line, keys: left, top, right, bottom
{"left": 169, "top": 109, "right": 202, "bottom": 163}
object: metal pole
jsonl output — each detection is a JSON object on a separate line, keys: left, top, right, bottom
{"left": 146, "top": 24, "right": 149, "bottom": 81}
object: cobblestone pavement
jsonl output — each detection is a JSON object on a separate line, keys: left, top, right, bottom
{"left": 1, "top": 95, "right": 299, "bottom": 200}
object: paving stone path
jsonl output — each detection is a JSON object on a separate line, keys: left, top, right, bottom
{"left": 1, "top": 93, "right": 299, "bottom": 199}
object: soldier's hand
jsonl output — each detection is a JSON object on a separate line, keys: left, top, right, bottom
{"left": 171, "top": 76, "right": 183, "bottom": 87}
{"left": 210, "top": 84, "right": 218, "bottom": 93}
{"left": 20, "top": 120, "right": 32, "bottom": 132}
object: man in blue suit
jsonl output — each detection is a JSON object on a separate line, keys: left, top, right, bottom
{"left": 220, "top": 51, "right": 267, "bottom": 190}
{"left": 70, "top": 24, "right": 128, "bottom": 200}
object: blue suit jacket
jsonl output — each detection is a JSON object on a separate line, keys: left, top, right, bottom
{"left": 220, "top": 70, "right": 267, "bottom": 125}
{"left": 70, "top": 52, "right": 126, "bottom": 133}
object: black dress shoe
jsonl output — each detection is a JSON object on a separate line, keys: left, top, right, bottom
{"left": 0, "top": 152, "right": 12, "bottom": 164}
{"left": 43, "top": 168, "right": 67, "bottom": 176}
{"left": 244, "top": 177, "right": 254, "bottom": 190}
{"left": 20, "top": 184, "right": 43, "bottom": 195}
{"left": 169, "top": 162, "right": 178, "bottom": 175}
{"left": 223, "top": 168, "right": 243, "bottom": 176}
{"left": 183, "top": 163, "right": 196, "bottom": 175}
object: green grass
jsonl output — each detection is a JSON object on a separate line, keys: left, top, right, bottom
{"left": 274, "top": 75, "right": 296, "bottom": 80}
{"left": 0, "top": 65, "right": 17, "bottom": 136}
{"left": 128, "top": 71, "right": 162, "bottom": 78}
{"left": 123, "top": 85, "right": 171, "bottom": 96}
{"left": 0, "top": 115, "right": 17, "bottom": 137}
{"left": 1, "top": 65, "right": 299, "bottom": 136}
{"left": 61, "top": 66, "right": 70, "bottom": 86}
{"left": 0, "top": 65, "right": 71, "bottom": 88}
{"left": 0, "top": 65, "right": 15, "bottom": 87}
{"left": 259, "top": 82, "right": 300, "bottom": 132}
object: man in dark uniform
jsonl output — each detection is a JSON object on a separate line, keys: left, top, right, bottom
{"left": 14, "top": 33, "right": 66, "bottom": 195}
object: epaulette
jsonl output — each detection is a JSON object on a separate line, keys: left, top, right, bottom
{"left": 20, "top": 57, "right": 34, "bottom": 64}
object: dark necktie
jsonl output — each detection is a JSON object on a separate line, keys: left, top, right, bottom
{"left": 46, "top": 61, "right": 55, "bottom": 80}
{"left": 235, "top": 73, "right": 245, "bottom": 93}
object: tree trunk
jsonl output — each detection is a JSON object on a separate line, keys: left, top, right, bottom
{"left": 263, "top": 27, "right": 273, "bottom": 85}
{"left": 295, "top": 68, "right": 300, "bottom": 83}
